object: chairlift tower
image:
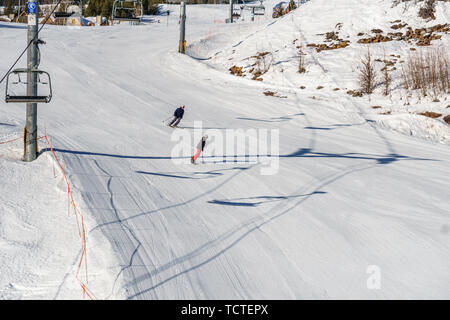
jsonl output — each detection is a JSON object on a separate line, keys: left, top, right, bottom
{"left": 25, "top": 0, "right": 39, "bottom": 162}
{"left": 4, "top": 0, "right": 53, "bottom": 162}
{"left": 179, "top": 2, "right": 186, "bottom": 53}
{"left": 229, "top": 0, "right": 233, "bottom": 23}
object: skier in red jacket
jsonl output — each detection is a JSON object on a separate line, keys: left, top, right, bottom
{"left": 191, "top": 135, "right": 208, "bottom": 164}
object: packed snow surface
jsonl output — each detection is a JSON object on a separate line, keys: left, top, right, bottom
{"left": 0, "top": 0, "right": 449, "bottom": 299}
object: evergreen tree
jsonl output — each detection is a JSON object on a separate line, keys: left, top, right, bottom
{"left": 288, "top": 0, "right": 297, "bottom": 12}
{"left": 143, "top": 0, "right": 159, "bottom": 15}
{"left": 4, "top": 0, "right": 14, "bottom": 16}
{"left": 101, "top": 0, "right": 113, "bottom": 17}
{"left": 84, "top": 0, "right": 97, "bottom": 16}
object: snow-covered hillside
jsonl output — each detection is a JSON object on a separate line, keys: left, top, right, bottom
{"left": 189, "top": 0, "right": 450, "bottom": 144}
{"left": 0, "top": 0, "right": 449, "bottom": 299}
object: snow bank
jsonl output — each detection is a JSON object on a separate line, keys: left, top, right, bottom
{"left": 0, "top": 132, "right": 125, "bottom": 299}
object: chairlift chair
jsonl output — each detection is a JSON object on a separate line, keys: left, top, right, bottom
{"left": 112, "top": 0, "right": 143, "bottom": 23}
{"left": 5, "top": 68, "right": 52, "bottom": 103}
{"left": 54, "top": 12, "right": 75, "bottom": 18}
{"left": 53, "top": 0, "right": 82, "bottom": 19}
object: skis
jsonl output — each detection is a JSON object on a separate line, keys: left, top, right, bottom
{"left": 162, "top": 121, "right": 184, "bottom": 129}
{"left": 168, "top": 124, "right": 184, "bottom": 129}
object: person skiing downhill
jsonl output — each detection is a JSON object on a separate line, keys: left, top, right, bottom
{"left": 168, "top": 105, "right": 185, "bottom": 127}
{"left": 191, "top": 135, "right": 208, "bottom": 164}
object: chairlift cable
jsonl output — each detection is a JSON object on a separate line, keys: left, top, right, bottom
{"left": 0, "top": 0, "right": 64, "bottom": 84}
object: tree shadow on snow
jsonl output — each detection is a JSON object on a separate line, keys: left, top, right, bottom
{"left": 0, "top": 122, "right": 16, "bottom": 127}
{"left": 304, "top": 123, "right": 366, "bottom": 131}
{"left": 40, "top": 147, "right": 436, "bottom": 166}
{"left": 208, "top": 192, "right": 327, "bottom": 207}
{"left": 236, "top": 113, "right": 304, "bottom": 123}
{"left": 0, "top": 23, "right": 27, "bottom": 29}
{"left": 136, "top": 167, "right": 248, "bottom": 180}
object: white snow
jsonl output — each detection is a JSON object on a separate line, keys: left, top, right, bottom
{"left": 0, "top": 136, "right": 124, "bottom": 299}
{"left": 0, "top": 0, "right": 449, "bottom": 299}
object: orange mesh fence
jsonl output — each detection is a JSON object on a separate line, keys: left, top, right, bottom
{"left": 0, "top": 134, "right": 97, "bottom": 300}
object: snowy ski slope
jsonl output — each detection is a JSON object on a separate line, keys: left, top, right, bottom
{"left": 0, "top": 1, "right": 449, "bottom": 299}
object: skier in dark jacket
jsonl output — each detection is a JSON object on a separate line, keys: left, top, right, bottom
{"left": 168, "top": 105, "right": 185, "bottom": 127}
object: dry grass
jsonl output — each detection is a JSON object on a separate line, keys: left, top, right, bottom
{"left": 401, "top": 47, "right": 449, "bottom": 99}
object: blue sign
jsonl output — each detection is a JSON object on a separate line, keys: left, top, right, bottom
{"left": 27, "top": 2, "right": 37, "bottom": 14}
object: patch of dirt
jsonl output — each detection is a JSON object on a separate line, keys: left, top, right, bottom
{"left": 347, "top": 90, "right": 363, "bottom": 97}
{"left": 418, "top": 111, "right": 442, "bottom": 118}
{"left": 229, "top": 66, "right": 243, "bottom": 76}
{"left": 443, "top": 115, "right": 450, "bottom": 124}
{"left": 263, "top": 91, "right": 287, "bottom": 98}
{"left": 357, "top": 23, "right": 448, "bottom": 46}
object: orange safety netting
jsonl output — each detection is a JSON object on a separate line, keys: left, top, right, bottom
{"left": 0, "top": 134, "right": 97, "bottom": 300}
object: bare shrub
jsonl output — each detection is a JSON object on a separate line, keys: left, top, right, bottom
{"left": 402, "top": 47, "right": 449, "bottom": 98}
{"left": 382, "top": 50, "right": 391, "bottom": 96}
{"left": 253, "top": 52, "right": 273, "bottom": 79}
{"left": 383, "top": 66, "right": 391, "bottom": 96}
{"left": 418, "top": 0, "right": 436, "bottom": 20}
{"left": 358, "top": 48, "right": 378, "bottom": 95}
{"left": 443, "top": 115, "right": 450, "bottom": 125}
{"left": 298, "top": 44, "right": 306, "bottom": 73}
